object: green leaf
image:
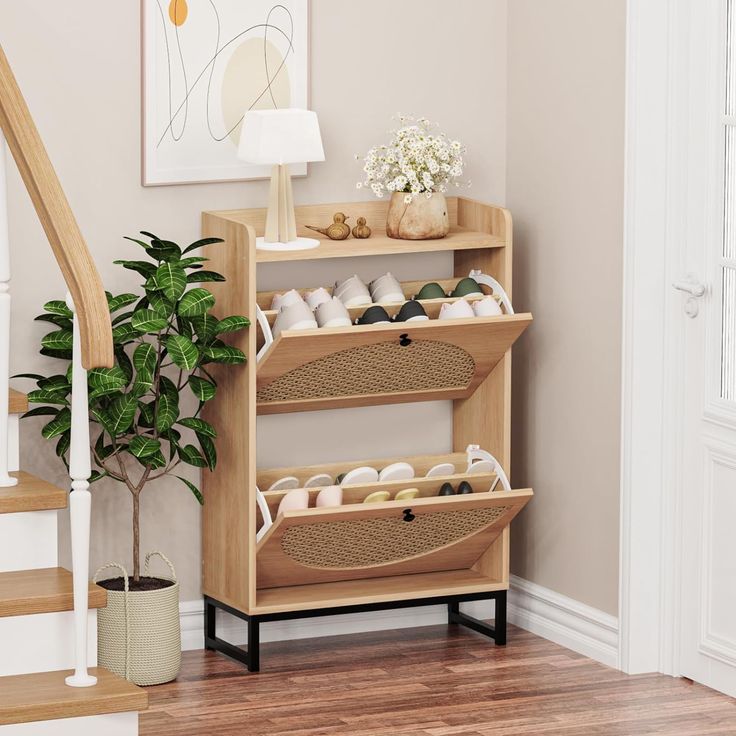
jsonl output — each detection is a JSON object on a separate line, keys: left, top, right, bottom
{"left": 35, "top": 313, "right": 73, "bottom": 329}
{"left": 200, "top": 345, "right": 246, "bottom": 365}
{"left": 189, "top": 375, "right": 216, "bottom": 402}
{"left": 27, "top": 389, "right": 69, "bottom": 406}
{"left": 40, "top": 347, "right": 72, "bottom": 361}
{"left": 177, "top": 288, "right": 215, "bottom": 317}
{"left": 129, "top": 435, "right": 161, "bottom": 458}
{"left": 108, "top": 394, "right": 138, "bottom": 434}
{"left": 37, "top": 375, "right": 70, "bottom": 393}
{"left": 122, "top": 236, "right": 153, "bottom": 251}
{"left": 139, "top": 230, "right": 160, "bottom": 240}
{"left": 182, "top": 237, "right": 224, "bottom": 255}
{"left": 107, "top": 293, "right": 139, "bottom": 312}
{"left": 111, "top": 310, "right": 134, "bottom": 327}
{"left": 41, "top": 330, "right": 73, "bottom": 351}
{"left": 166, "top": 335, "right": 198, "bottom": 371}
{"left": 148, "top": 293, "right": 174, "bottom": 318}
{"left": 216, "top": 316, "right": 250, "bottom": 335}
{"left": 176, "top": 316, "right": 194, "bottom": 340}
{"left": 198, "top": 435, "right": 217, "bottom": 471}
{"left": 178, "top": 444, "right": 207, "bottom": 467}
{"left": 178, "top": 417, "right": 216, "bottom": 438}
{"left": 43, "top": 300, "right": 72, "bottom": 317}
{"left": 112, "top": 323, "right": 139, "bottom": 344}
{"left": 149, "top": 239, "right": 182, "bottom": 260}
{"left": 187, "top": 270, "right": 225, "bottom": 283}
{"left": 113, "top": 260, "right": 157, "bottom": 278}
{"left": 87, "top": 367, "right": 127, "bottom": 399}
{"left": 56, "top": 432, "right": 70, "bottom": 459}
{"left": 115, "top": 347, "right": 134, "bottom": 384}
{"left": 131, "top": 309, "right": 168, "bottom": 334}
{"left": 90, "top": 407, "right": 116, "bottom": 435}
{"left": 42, "top": 408, "right": 71, "bottom": 439}
{"left": 138, "top": 401, "right": 155, "bottom": 428}
{"left": 159, "top": 375, "right": 180, "bottom": 402}
{"left": 176, "top": 475, "right": 204, "bottom": 504}
{"left": 178, "top": 256, "right": 209, "bottom": 269}
{"left": 155, "top": 392, "right": 179, "bottom": 432}
{"left": 142, "top": 449, "right": 167, "bottom": 469}
{"left": 153, "top": 263, "right": 187, "bottom": 301}
{"left": 22, "top": 406, "right": 59, "bottom": 419}
{"left": 131, "top": 369, "right": 153, "bottom": 397}
{"left": 190, "top": 314, "right": 218, "bottom": 342}
{"left": 132, "top": 343, "right": 157, "bottom": 374}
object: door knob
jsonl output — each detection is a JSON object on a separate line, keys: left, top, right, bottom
{"left": 673, "top": 275, "right": 706, "bottom": 317}
{"left": 673, "top": 278, "right": 706, "bottom": 297}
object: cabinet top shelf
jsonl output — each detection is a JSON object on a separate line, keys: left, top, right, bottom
{"left": 202, "top": 197, "right": 508, "bottom": 263}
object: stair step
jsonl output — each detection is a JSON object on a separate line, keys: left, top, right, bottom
{"left": 0, "top": 667, "right": 148, "bottom": 726}
{"left": 0, "top": 568, "right": 106, "bottom": 618}
{"left": 9, "top": 389, "right": 27, "bottom": 415}
{"left": 0, "top": 471, "right": 67, "bottom": 514}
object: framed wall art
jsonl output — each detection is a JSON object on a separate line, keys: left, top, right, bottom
{"left": 142, "top": 0, "right": 309, "bottom": 186}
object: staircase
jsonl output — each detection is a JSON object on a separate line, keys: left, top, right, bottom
{"left": 0, "top": 44, "right": 147, "bottom": 735}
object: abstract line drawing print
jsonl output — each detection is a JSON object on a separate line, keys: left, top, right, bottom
{"left": 142, "top": 0, "right": 309, "bottom": 185}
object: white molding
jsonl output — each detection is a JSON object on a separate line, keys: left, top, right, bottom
{"left": 508, "top": 576, "right": 619, "bottom": 669}
{"left": 619, "top": 0, "right": 686, "bottom": 676}
{"left": 180, "top": 578, "right": 619, "bottom": 670}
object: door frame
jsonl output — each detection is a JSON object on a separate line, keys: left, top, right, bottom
{"left": 619, "top": 0, "right": 702, "bottom": 675}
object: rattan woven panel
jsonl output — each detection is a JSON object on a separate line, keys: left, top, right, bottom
{"left": 280, "top": 506, "right": 509, "bottom": 570}
{"left": 257, "top": 339, "right": 476, "bottom": 404}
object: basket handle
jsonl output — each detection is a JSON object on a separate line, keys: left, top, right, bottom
{"left": 93, "top": 561, "right": 131, "bottom": 680}
{"left": 144, "top": 551, "right": 177, "bottom": 582}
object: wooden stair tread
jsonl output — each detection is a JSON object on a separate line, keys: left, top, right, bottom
{"left": 9, "top": 388, "right": 27, "bottom": 414}
{"left": 0, "top": 567, "right": 106, "bottom": 618}
{"left": 0, "top": 667, "right": 148, "bottom": 726}
{"left": 0, "top": 471, "right": 67, "bottom": 513}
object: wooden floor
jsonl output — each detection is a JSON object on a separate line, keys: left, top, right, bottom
{"left": 141, "top": 624, "right": 736, "bottom": 735}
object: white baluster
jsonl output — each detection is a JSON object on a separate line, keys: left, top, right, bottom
{"left": 64, "top": 292, "right": 96, "bottom": 687}
{"left": 0, "top": 134, "right": 17, "bottom": 487}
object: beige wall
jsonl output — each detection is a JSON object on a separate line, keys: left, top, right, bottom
{"left": 507, "top": 0, "right": 626, "bottom": 615}
{"left": 3, "top": 1, "right": 508, "bottom": 600}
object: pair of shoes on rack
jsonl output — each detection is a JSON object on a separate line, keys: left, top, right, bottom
{"left": 438, "top": 481, "right": 474, "bottom": 496}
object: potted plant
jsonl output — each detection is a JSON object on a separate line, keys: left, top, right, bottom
{"left": 357, "top": 115, "right": 469, "bottom": 240}
{"left": 21, "top": 232, "right": 248, "bottom": 685}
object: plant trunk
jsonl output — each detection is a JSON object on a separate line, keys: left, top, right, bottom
{"left": 133, "top": 491, "right": 140, "bottom": 582}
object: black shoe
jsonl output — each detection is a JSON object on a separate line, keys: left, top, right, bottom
{"left": 456, "top": 480, "right": 474, "bottom": 495}
{"left": 438, "top": 482, "right": 455, "bottom": 496}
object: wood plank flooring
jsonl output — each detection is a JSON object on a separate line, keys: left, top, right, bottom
{"left": 141, "top": 624, "right": 736, "bottom": 735}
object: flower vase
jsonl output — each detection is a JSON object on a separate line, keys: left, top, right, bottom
{"left": 386, "top": 192, "right": 450, "bottom": 240}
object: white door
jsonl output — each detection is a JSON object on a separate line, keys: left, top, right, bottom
{"left": 677, "top": 0, "right": 736, "bottom": 698}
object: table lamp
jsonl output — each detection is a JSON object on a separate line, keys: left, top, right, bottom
{"left": 238, "top": 109, "right": 325, "bottom": 251}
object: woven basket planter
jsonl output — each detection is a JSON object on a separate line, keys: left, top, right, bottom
{"left": 94, "top": 552, "right": 181, "bottom": 686}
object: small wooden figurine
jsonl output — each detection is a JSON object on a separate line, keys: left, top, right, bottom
{"left": 352, "top": 217, "right": 372, "bottom": 239}
{"left": 306, "top": 212, "right": 351, "bottom": 240}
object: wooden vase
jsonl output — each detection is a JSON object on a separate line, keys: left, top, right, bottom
{"left": 385, "top": 191, "right": 450, "bottom": 240}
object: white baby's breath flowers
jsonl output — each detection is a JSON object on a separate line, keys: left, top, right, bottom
{"left": 357, "top": 115, "right": 467, "bottom": 202}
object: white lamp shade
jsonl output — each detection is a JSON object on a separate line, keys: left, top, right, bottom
{"left": 238, "top": 109, "right": 325, "bottom": 166}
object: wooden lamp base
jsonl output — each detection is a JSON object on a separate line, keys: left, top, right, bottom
{"left": 259, "top": 164, "right": 320, "bottom": 252}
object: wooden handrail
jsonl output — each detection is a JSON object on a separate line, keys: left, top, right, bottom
{"left": 0, "top": 45, "right": 112, "bottom": 369}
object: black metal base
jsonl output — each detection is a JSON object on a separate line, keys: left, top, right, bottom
{"left": 204, "top": 589, "right": 507, "bottom": 672}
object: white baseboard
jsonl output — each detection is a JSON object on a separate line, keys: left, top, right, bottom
{"left": 181, "top": 577, "right": 620, "bottom": 670}
{"left": 508, "top": 575, "right": 620, "bottom": 668}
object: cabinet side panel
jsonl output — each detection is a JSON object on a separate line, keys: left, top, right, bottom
{"left": 454, "top": 199, "right": 513, "bottom": 583}
{"left": 201, "top": 213, "right": 257, "bottom": 612}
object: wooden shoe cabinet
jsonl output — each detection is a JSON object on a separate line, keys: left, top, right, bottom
{"left": 200, "top": 197, "right": 533, "bottom": 671}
